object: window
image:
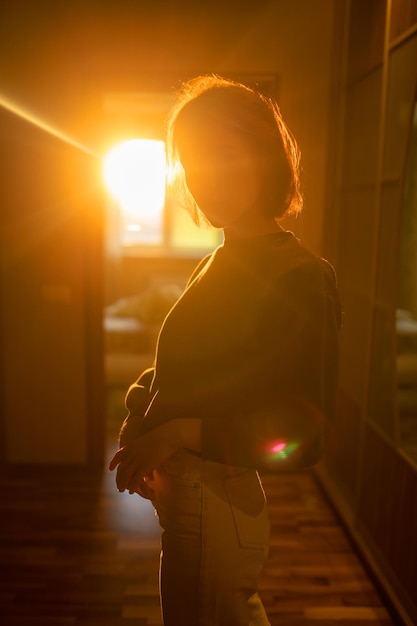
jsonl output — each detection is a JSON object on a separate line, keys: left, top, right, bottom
{"left": 103, "top": 137, "right": 222, "bottom": 255}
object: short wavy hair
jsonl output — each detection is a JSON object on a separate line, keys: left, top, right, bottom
{"left": 166, "top": 74, "right": 303, "bottom": 225}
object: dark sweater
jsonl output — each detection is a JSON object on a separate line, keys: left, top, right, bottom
{"left": 126, "top": 231, "right": 342, "bottom": 470}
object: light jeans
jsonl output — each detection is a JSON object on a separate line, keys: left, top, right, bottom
{"left": 147, "top": 449, "right": 271, "bottom": 626}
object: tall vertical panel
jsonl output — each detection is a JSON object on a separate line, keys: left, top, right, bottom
{"left": 319, "top": 2, "right": 417, "bottom": 624}
{"left": 0, "top": 106, "right": 104, "bottom": 465}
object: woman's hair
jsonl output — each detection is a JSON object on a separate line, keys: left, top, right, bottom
{"left": 166, "top": 74, "right": 303, "bottom": 225}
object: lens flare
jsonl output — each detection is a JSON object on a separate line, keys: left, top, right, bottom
{"left": 266, "top": 440, "right": 299, "bottom": 463}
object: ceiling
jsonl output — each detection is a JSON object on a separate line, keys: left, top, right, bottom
{"left": 1, "top": 1, "right": 279, "bottom": 147}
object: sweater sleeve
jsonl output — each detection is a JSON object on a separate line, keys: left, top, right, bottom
{"left": 124, "top": 367, "right": 155, "bottom": 417}
{"left": 200, "top": 260, "right": 341, "bottom": 471}
{"left": 118, "top": 367, "right": 155, "bottom": 447}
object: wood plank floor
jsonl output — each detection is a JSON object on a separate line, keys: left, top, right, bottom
{"left": 0, "top": 391, "right": 400, "bottom": 625}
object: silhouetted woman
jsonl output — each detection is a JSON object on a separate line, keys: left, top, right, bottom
{"left": 109, "top": 74, "right": 341, "bottom": 626}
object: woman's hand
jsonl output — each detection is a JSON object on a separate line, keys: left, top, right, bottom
{"left": 109, "top": 423, "right": 179, "bottom": 497}
{"left": 109, "top": 418, "right": 202, "bottom": 498}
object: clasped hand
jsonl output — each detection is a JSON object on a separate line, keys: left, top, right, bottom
{"left": 108, "top": 423, "right": 178, "bottom": 499}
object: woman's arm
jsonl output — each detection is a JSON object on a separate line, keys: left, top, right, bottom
{"left": 109, "top": 417, "right": 202, "bottom": 495}
{"left": 118, "top": 367, "right": 155, "bottom": 447}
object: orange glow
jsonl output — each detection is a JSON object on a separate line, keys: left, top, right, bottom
{"left": 0, "top": 93, "right": 97, "bottom": 157}
{"left": 103, "top": 139, "right": 166, "bottom": 220}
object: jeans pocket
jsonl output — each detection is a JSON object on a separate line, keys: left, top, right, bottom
{"left": 224, "top": 471, "right": 270, "bottom": 550}
{"left": 153, "top": 457, "right": 202, "bottom": 534}
{"left": 158, "top": 449, "right": 202, "bottom": 487}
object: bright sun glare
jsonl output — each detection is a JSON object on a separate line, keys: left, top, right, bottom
{"left": 103, "top": 139, "right": 167, "bottom": 219}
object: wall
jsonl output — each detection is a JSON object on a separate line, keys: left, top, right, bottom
{"left": 317, "top": 1, "right": 417, "bottom": 623}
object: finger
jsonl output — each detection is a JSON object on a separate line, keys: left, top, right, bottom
{"left": 125, "top": 467, "right": 146, "bottom": 495}
{"left": 132, "top": 478, "right": 154, "bottom": 500}
{"left": 108, "top": 447, "right": 126, "bottom": 471}
{"left": 128, "top": 475, "right": 144, "bottom": 495}
{"left": 116, "top": 464, "right": 131, "bottom": 492}
{"left": 116, "top": 457, "right": 142, "bottom": 492}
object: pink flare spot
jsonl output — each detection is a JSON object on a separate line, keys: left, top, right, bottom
{"left": 271, "top": 442, "right": 287, "bottom": 453}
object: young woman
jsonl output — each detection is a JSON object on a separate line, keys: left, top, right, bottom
{"left": 109, "top": 74, "right": 342, "bottom": 626}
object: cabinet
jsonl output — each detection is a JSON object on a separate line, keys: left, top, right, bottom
{"left": 0, "top": 105, "right": 104, "bottom": 466}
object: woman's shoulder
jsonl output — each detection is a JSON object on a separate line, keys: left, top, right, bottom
{"left": 263, "top": 231, "right": 326, "bottom": 278}
{"left": 263, "top": 234, "right": 340, "bottom": 312}
{"left": 279, "top": 232, "right": 336, "bottom": 275}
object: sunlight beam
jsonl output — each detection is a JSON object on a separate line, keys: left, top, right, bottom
{"left": 0, "top": 93, "right": 98, "bottom": 158}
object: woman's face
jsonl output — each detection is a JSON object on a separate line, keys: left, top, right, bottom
{"left": 178, "top": 122, "right": 264, "bottom": 230}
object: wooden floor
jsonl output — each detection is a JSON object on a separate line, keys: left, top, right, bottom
{"left": 0, "top": 392, "right": 400, "bottom": 625}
